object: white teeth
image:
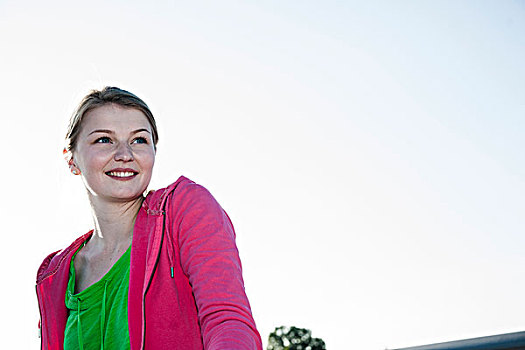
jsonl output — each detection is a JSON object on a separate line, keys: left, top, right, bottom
{"left": 108, "top": 171, "right": 136, "bottom": 177}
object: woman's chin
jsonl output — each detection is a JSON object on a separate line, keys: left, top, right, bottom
{"left": 89, "top": 189, "right": 147, "bottom": 203}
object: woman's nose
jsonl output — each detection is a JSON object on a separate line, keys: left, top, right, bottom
{"left": 114, "top": 143, "right": 134, "bottom": 162}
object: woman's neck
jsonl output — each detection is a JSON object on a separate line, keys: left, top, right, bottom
{"left": 87, "top": 195, "right": 144, "bottom": 252}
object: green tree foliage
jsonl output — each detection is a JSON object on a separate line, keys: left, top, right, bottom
{"left": 267, "top": 326, "right": 326, "bottom": 350}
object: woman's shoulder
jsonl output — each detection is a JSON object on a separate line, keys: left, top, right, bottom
{"left": 153, "top": 175, "right": 209, "bottom": 195}
{"left": 36, "top": 231, "right": 92, "bottom": 284}
{"left": 144, "top": 176, "right": 217, "bottom": 210}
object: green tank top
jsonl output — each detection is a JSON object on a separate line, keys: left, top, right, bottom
{"left": 64, "top": 244, "right": 131, "bottom": 350}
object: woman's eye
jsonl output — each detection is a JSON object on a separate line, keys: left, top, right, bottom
{"left": 95, "top": 137, "right": 111, "bottom": 144}
{"left": 132, "top": 137, "right": 148, "bottom": 144}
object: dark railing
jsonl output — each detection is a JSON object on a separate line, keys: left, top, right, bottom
{"left": 389, "top": 331, "right": 525, "bottom": 350}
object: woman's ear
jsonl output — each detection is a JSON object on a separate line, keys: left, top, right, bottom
{"left": 68, "top": 159, "right": 81, "bottom": 175}
{"left": 64, "top": 148, "right": 81, "bottom": 175}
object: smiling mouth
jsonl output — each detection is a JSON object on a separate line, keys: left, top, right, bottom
{"left": 105, "top": 171, "right": 138, "bottom": 178}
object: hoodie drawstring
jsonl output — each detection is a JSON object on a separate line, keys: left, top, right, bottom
{"left": 161, "top": 213, "right": 175, "bottom": 278}
{"left": 145, "top": 184, "right": 181, "bottom": 279}
{"left": 149, "top": 208, "right": 175, "bottom": 278}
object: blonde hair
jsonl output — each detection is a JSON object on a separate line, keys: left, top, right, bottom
{"left": 65, "top": 87, "right": 159, "bottom": 153}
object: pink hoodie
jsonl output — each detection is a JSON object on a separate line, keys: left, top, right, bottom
{"left": 36, "top": 176, "right": 263, "bottom": 349}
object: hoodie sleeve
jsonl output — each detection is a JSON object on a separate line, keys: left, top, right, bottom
{"left": 175, "top": 183, "right": 263, "bottom": 350}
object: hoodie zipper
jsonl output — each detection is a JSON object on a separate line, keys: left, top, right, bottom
{"left": 35, "top": 285, "right": 43, "bottom": 349}
{"left": 140, "top": 212, "right": 165, "bottom": 349}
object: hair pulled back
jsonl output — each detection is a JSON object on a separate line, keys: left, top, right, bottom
{"left": 65, "top": 87, "right": 159, "bottom": 154}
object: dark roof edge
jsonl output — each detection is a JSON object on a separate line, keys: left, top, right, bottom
{"left": 390, "top": 331, "right": 525, "bottom": 350}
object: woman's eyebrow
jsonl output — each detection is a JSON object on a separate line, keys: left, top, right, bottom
{"left": 89, "top": 129, "right": 113, "bottom": 135}
{"left": 132, "top": 128, "right": 151, "bottom": 134}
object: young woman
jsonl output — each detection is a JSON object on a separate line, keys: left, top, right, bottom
{"left": 36, "top": 87, "right": 262, "bottom": 350}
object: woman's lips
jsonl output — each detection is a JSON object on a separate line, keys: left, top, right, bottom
{"left": 105, "top": 169, "right": 139, "bottom": 180}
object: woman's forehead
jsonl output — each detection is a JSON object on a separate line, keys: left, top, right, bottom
{"left": 81, "top": 104, "right": 152, "bottom": 132}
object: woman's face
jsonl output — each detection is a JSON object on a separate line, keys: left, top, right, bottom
{"left": 71, "top": 104, "right": 156, "bottom": 203}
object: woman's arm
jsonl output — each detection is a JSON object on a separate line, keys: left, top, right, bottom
{"left": 174, "top": 183, "right": 263, "bottom": 350}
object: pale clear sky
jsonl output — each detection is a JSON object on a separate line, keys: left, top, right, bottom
{"left": 1, "top": 1, "right": 524, "bottom": 349}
